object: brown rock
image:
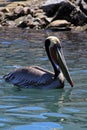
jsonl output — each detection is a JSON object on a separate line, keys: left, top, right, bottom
{"left": 35, "top": 9, "right": 44, "bottom": 14}
{"left": 0, "top": 11, "right": 4, "bottom": 17}
{"left": 6, "top": 2, "right": 28, "bottom": 8}
{"left": 29, "top": 9, "right": 36, "bottom": 17}
{"left": 0, "top": 7, "right": 10, "bottom": 13}
{"left": 15, "top": 16, "right": 25, "bottom": 26}
{"left": 6, "top": 20, "right": 16, "bottom": 28}
{"left": 34, "top": 12, "right": 45, "bottom": 18}
{"left": 73, "top": 24, "right": 87, "bottom": 31}
{"left": 5, "top": 12, "right": 17, "bottom": 20}
{"left": 14, "top": 6, "right": 24, "bottom": 16}
{"left": 27, "top": 19, "right": 35, "bottom": 29}
{"left": 46, "top": 20, "right": 71, "bottom": 30}
{"left": 23, "top": 7, "right": 30, "bottom": 15}
{"left": 0, "top": 12, "right": 5, "bottom": 23}
{"left": 16, "top": 15, "right": 34, "bottom": 28}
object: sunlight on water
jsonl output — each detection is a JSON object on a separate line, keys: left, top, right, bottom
{"left": 14, "top": 122, "right": 63, "bottom": 130}
{"left": 0, "top": 28, "right": 87, "bottom": 130}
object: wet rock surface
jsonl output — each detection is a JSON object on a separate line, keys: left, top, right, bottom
{"left": 0, "top": 0, "right": 87, "bottom": 31}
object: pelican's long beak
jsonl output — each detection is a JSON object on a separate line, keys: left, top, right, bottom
{"left": 55, "top": 45, "right": 74, "bottom": 87}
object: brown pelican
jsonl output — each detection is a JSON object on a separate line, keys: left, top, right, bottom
{"left": 3, "top": 36, "right": 73, "bottom": 89}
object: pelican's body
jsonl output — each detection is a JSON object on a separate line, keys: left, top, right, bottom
{"left": 3, "top": 36, "right": 73, "bottom": 89}
{"left": 4, "top": 66, "right": 64, "bottom": 89}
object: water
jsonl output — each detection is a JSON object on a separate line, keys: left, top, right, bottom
{"left": 0, "top": 28, "right": 87, "bottom": 130}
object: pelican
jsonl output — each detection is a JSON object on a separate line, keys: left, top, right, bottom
{"left": 3, "top": 36, "right": 73, "bottom": 89}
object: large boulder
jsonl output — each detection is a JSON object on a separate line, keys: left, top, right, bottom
{"left": 78, "top": 0, "right": 87, "bottom": 15}
{"left": 41, "top": 0, "right": 87, "bottom": 26}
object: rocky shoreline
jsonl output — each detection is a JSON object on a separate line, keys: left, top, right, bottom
{"left": 0, "top": 0, "right": 87, "bottom": 31}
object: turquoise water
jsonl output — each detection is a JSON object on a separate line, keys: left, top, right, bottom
{"left": 0, "top": 28, "right": 87, "bottom": 130}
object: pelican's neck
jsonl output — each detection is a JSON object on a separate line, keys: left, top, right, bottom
{"left": 45, "top": 43, "right": 60, "bottom": 79}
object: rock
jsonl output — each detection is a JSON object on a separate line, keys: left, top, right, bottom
{"left": 25, "top": 15, "right": 35, "bottom": 28}
{"left": 14, "top": 16, "right": 26, "bottom": 27}
{"left": 0, "top": 11, "right": 4, "bottom": 17}
{"left": 34, "top": 12, "right": 45, "bottom": 18}
{"left": 16, "top": 15, "right": 34, "bottom": 28}
{"left": 41, "top": 3, "right": 60, "bottom": 17}
{"left": 52, "top": 2, "right": 75, "bottom": 21}
{"left": 0, "top": 12, "right": 5, "bottom": 23}
{"left": 42, "top": 1, "right": 87, "bottom": 26}
{"left": 14, "top": 6, "right": 24, "bottom": 16}
{"left": 46, "top": 20, "right": 71, "bottom": 30}
{"left": 23, "top": 7, "right": 30, "bottom": 15}
{"left": 73, "top": 24, "right": 87, "bottom": 31}
{"left": 17, "top": 2, "right": 27, "bottom": 7}
{"left": 6, "top": 2, "right": 28, "bottom": 8}
{"left": 0, "top": 24, "right": 2, "bottom": 28}
{"left": 78, "top": 0, "right": 87, "bottom": 15}
{"left": 17, "top": 20, "right": 29, "bottom": 28}
{"left": 26, "top": 14, "right": 33, "bottom": 20}
{"left": 5, "top": 12, "right": 17, "bottom": 20}
{"left": 29, "top": 8, "right": 36, "bottom": 17}
{"left": 0, "top": 7, "right": 10, "bottom": 13}
{"left": 0, "top": 0, "right": 87, "bottom": 30}
{"left": 33, "top": 17, "right": 45, "bottom": 29}
{"left": 6, "top": 20, "right": 16, "bottom": 28}
{"left": 70, "top": 7, "right": 87, "bottom": 26}
{"left": 34, "top": 12, "right": 49, "bottom": 24}
{"left": 35, "top": 9, "right": 44, "bottom": 13}
{"left": 27, "top": 20, "right": 36, "bottom": 29}
{"left": 4, "top": 6, "right": 27, "bottom": 21}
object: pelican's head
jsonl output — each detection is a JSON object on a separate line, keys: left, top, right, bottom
{"left": 45, "top": 36, "right": 74, "bottom": 87}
